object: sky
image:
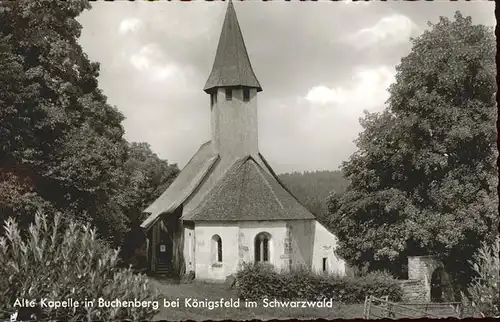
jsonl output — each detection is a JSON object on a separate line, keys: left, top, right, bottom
{"left": 77, "top": 0, "right": 495, "bottom": 174}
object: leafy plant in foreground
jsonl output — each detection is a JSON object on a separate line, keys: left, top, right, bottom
{"left": 0, "top": 212, "right": 161, "bottom": 321}
{"left": 461, "top": 237, "right": 499, "bottom": 318}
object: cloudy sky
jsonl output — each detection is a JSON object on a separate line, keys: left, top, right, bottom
{"left": 77, "top": 0, "right": 494, "bottom": 174}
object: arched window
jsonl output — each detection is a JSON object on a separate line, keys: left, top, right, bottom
{"left": 211, "top": 235, "right": 222, "bottom": 263}
{"left": 255, "top": 232, "right": 271, "bottom": 263}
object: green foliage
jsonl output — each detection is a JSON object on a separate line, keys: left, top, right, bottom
{"left": 235, "top": 263, "right": 402, "bottom": 303}
{"left": 0, "top": 0, "right": 179, "bottom": 248}
{"left": 117, "top": 142, "right": 179, "bottom": 267}
{"left": 0, "top": 212, "right": 161, "bottom": 321}
{"left": 344, "top": 263, "right": 370, "bottom": 278}
{"left": 462, "top": 237, "right": 499, "bottom": 317}
{"left": 118, "top": 142, "right": 179, "bottom": 224}
{"left": 0, "top": 0, "right": 128, "bottom": 244}
{"left": 328, "top": 12, "right": 497, "bottom": 284}
{"left": 279, "top": 170, "right": 349, "bottom": 225}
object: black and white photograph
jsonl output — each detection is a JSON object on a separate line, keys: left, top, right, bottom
{"left": 0, "top": 0, "right": 497, "bottom": 320}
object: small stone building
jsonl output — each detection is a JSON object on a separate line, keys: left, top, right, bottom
{"left": 140, "top": 0, "right": 346, "bottom": 281}
{"left": 400, "top": 256, "right": 455, "bottom": 302}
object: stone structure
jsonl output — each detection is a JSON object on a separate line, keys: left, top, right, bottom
{"left": 139, "top": 0, "right": 346, "bottom": 281}
{"left": 400, "top": 255, "right": 454, "bottom": 303}
{"left": 408, "top": 256, "right": 444, "bottom": 282}
{"left": 399, "top": 279, "right": 428, "bottom": 302}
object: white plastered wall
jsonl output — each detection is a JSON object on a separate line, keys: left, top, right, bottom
{"left": 311, "top": 221, "right": 346, "bottom": 276}
{"left": 194, "top": 221, "right": 287, "bottom": 281}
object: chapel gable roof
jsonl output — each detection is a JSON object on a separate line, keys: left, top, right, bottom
{"left": 140, "top": 141, "right": 218, "bottom": 230}
{"left": 183, "top": 156, "right": 315, "bottom": 221}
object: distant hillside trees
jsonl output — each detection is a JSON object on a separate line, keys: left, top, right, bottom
{"left": 279, "top": 170, "right": 349, "bottom": 225}
{"left": 0, "top": 0, "right": 178, "bottom": 247}
{"left": 327, "top": 12, "right": 497, "bottom": 288}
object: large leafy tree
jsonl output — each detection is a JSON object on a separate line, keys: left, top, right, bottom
{"left": 0, "top": 0, "right": 130, "bottom": 244}
{"left": 119, "top": 142, "right": 179, "bottom": 224}
{"left": 0, "top": 0, "right": 179, "bottom": 247}
{"left": 118, "top": 142, "right": 179, "bottom": 265}
{"left": 327, "top": 12, "right": 497, "bottom": 288}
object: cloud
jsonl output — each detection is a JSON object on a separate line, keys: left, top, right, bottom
{"left": 129, "top": 44, "right": 162, "bottom": 71}
{"left": 77, "top": 1, "right": 493, "bottom": 173}
{"left": 119, "top": 18, "right": 142, "bottom": 35}
{"left": 346, "top": 14, "right": 419, "bottom": 49}
{"left": 128, "top": 44, "right": 184, "bottom": 83}
{"left": 129, "top": 52, "right": 150, "bottom": 71}
{"left": 256, "top": 65, "right": 397, "bottom": 172}
{"left": 305, "top": 86, "right": 347, "bottom": 105}
{"left": 305, "top": 65, "right": 395, "bottom": 111}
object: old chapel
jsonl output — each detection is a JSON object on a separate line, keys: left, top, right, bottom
{"left": 140, "top": 0, "right": 346, "bottom": 281}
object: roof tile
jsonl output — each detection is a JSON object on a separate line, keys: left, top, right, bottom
{"left": 203, "top": 0, "right": 262, "bottom": 93}
{"left": 184, "top": 156, "right": 315, "bottom": 221}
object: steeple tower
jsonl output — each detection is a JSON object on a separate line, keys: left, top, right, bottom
{"left": 205, "top": 0, "right": 262, "bottom": 161}
{"left": 204, "top": 0, "right": 262, "bottom": 93}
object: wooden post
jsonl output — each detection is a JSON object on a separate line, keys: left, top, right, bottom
{"left": 366, "top": 296, "right": 372, "bottom": 319}
{"left": 382, "top": 295, "right": 389, "bottom": 318}
{"left": 151, "top": 224, "right": 158, "bottom": 272}
{"left": 146, "top": 236, "right": 150, "bottom": 271}
{"left": 388, "top": 302, "right": 395, "bottom": 318}
{"left": 363, "top": 296, "right": 368, "bottom": 319}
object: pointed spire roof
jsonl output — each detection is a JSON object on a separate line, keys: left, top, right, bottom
{"left": 204, "top": 0, "right": 262, "bottom": 93}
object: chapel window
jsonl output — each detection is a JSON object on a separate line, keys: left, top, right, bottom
{"left": 322, "top": 258, "right": 327, "bottom": 272}
{"left": 255, "top": 232, "right": 271, "bottom": 263}
{"left": 243, "top": 88, "right": 250, "bottom": 102}
{"left": 212, "top": 234, "right": 222, "bottom": 263}
{"left": 210, "top": 92, "right": 217, "bottom": 106}
{"left": 225, "top": 88, "right": 232, "bottom": 101}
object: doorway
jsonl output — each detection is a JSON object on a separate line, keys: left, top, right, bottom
{"left": 431, "top": 267, "right": 455, "bottom": 302}
{"left": 155, "top": 220, "right": 174, "bottom": 272}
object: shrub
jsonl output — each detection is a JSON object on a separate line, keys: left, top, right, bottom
{"left": 0, "top": 212, "right": 161, "bottom": 321}
{"left": 345, "top": 263, "right": 370, "bottom": 278}
{"left": 235, "top": 262, "right": 402, "bottom": 303}
{"left": 461, "top": 237, "right": 499, "bottom": 318}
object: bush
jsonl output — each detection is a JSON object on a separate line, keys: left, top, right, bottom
{"left": 235, "top": 262, "right": 402, "bottom": 303}
{"left": 461, "top": 237, "right": 499, "bottom": 318}
{"left": 345, "top": 263, "right": 370, "bottom": 278}
{"left": 0, "top": 212, "right": 161, "bottom": 321}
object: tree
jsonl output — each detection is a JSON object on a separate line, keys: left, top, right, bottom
{"left": 327, "top": 12, "right": 497, "bottom": 287}
{"left": 119, "top": 142, "right": 179, "bottom": 223}
{"left": 0, "top": 1, "right": 178, "bottom": 247}
{"left": 117, "top": 142, "right": 179, "bottom": 266}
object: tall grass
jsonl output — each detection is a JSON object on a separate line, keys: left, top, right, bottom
{"left": 461, "top": 237, "right": 499, "bottom": 318}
